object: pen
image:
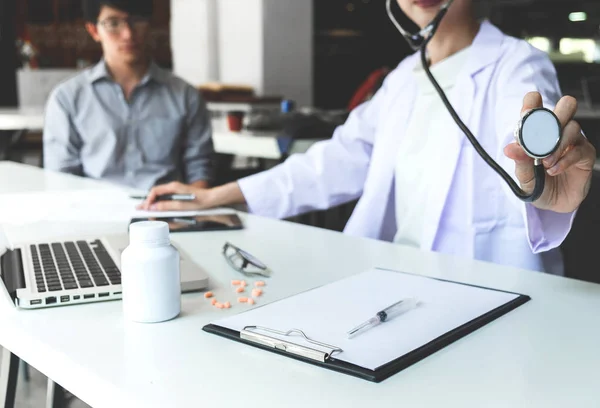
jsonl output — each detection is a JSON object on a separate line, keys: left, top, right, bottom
{"left": 171, "top": 217, "right": 198, "bottom": 225}
{"left": 347, "top": 298, "right": 418, "bottom": 339}
{"left": 130, "top": 194, "right": 197, "bottom": 202}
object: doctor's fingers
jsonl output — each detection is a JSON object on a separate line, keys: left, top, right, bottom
{"left": 545, "top": 125, "right": 595, "bottom": 177}
{"left": 521, "top": 92, "right": 543, "bottom": 114}
{"left": 504, "top": 142, "right": 536, "bottom": 187}
{"left": 520, "top": 93, "right": 577, "bottom": 127}
{"left": 552, "top": 95, "right": 578, "bottom": 129}
{"left": 148, "top": 200, "right": 201, "bottom": 212}
{"left": 138, "top": 181, "right": 193, "bottom": 210}
{"left": 542, "top": 120, "right": 587, "bottom": 169}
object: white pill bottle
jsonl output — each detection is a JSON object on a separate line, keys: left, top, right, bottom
{"left": 121, "top": 221, "right": 181, "bottom": 323}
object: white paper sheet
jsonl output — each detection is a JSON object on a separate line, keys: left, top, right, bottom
{"left": 0, "top": 189, "right": 236, "bottom": 225}
{"left": 212, "top": 268, "right": 520, "bottom": 371}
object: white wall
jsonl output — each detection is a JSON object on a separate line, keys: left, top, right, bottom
{"left": 17, "top": 69, "right": 80, "bottom": 107}
{"left": 171, "top": 0, "right": 219, "bottom": 85}
{"left": 216, "top": 0, "right": 264, "bottom": 91}
{"left": 263, "top": 0, "right": 313, "bottom": 106}
{"left": 171, "top": 0, "right": 313, "bottom": 106}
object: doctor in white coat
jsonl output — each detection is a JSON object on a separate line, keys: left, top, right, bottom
{"left": 140, "top": 0, "right": 595, "bottom": 274}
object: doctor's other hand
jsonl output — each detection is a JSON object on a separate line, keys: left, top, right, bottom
{"left": 137, "top": 181, "right": 246, "bottom": 211}
{"left": 504, "top": 92, "right": 596, "bottom": 213}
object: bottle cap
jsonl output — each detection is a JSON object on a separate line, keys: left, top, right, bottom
{"left": 281, "top": 99, "right": 295, "bottom": 113}
{"left": 129, "top": 221, "right": 170, "bottom": 246}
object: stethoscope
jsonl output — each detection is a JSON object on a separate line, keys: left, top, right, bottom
{"left": 385, "top": 0, "right": 562, "bottom": 202}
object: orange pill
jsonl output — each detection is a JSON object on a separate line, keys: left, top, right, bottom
{"left": 236, "top": 287, "right": 244, "bottom": 293}
{"left": 211, "top": 298, "right": 217, "bottom": 305}
{"left": 237, "top": 297, "right": 248, "bottom": 303}
{"left": 240, "top": 280, "right": 247, "bottom": 287}
{"left": 254, "top": 281, "right": 266, "bottom": 287}
{"left": 231, "top": 280, "right": 241, "bottom": 285}
{"left": 215, "top": 302, "right": 224, "bottom": 309}
{"left": 252, "top": 289, "right": 263, "bottom": 297}
{"left": 204, "top": 291, "right": 213, "bottom": 299}
{"left": 248, "top": 298, "right": 255, "bottom": 305}
{"left": 224, "top": 302, "right": 231, "bottom": 309}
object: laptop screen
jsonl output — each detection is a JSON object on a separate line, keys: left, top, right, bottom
{"left": 0, "top": 249, "right": 25, "bottom": 302}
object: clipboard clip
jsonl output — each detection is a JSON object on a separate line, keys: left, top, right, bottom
{"left": 241, "top": 326, "right": 343, "bottom": 363}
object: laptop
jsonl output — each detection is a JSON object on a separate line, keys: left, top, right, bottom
{"left": 0, "top": 235, "right": 209, "bottom": 309}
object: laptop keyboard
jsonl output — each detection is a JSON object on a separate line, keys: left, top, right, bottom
{"left": 30, "top": 240, "right": 121, "bottom": 293}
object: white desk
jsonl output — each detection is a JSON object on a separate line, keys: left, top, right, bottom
{"left": 213, "top": 131, "right": 320, "bottom": 160}
{"left": 0, "top": 109, "right": 320, "bottom": 160}
{"left": 0, "top": 108, "right": 45, "bottom": 131}
{"left": 0, "top": 162, "right": 599, "bottom": 407}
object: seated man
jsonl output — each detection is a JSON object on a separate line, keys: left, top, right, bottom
{"left": 43, "top": 0, "right": 214, "bottom": 190}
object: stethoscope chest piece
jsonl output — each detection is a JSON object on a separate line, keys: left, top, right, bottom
{"left": 515, "top": 108, "right": 562, "bottom": 160}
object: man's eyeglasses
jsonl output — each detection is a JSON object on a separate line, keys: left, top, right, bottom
{"left": 98, "top": 17, "right": 149, "bottom": 34}
{"left": 222, "top": 242, "right": 271, "bottom": 277}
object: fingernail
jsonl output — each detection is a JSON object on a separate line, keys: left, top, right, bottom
{"left": 543, "top": 157, "right": 556, "bottom": 167}
{"left": 547, "top": 165, "right": 559, "bottom": 176}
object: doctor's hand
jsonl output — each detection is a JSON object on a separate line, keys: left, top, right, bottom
{"left": 504, "top": 92, "right": 596, "bottom": 213}
{"left": 137, "top": 181, "right": 246, "bottom": 211}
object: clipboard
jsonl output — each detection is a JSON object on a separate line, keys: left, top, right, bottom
{"left": 203, "top": 268, "right": 530, "bottom": 383}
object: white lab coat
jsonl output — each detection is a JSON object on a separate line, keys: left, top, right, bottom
{"left": 239, "top": 21, "right": 575, "bottom": 273}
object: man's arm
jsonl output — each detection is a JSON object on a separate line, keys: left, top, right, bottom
{"left": 182, "top": 88, "right": 215, "bottom": 187}
{"left": 43, "top": 89, "right": 84, "bottom": 175}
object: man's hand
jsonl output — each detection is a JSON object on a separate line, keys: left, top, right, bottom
{"left": 504, "top": 92, "right": 596, "bottom": 213}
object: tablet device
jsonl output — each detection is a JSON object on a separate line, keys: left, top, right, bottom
{"left": 130, "top": 213, "right": 244, "bottom": 233}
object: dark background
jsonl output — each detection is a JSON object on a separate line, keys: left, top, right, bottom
{"left": 314, "top": 0, "right": 600, "bottom": 109}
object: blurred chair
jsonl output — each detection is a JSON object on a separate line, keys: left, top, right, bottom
{"left": 347, "top": 67, "right": 390, "bottom": 112}
{"left": 0, "top": 129, "right": 43, "bottom": 166}
{"left": 0, "top": 129, "right": 27, "bottom": 161}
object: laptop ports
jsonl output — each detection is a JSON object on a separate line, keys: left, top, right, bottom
{"left": 45, "top": 297, "right": 57, "bottom": 305}
{"left": 98, "top": 292, "right": 109, "bottom": 298}
{"left": 60, "top": 295, "right": 70, "bottom": 302}
{"left": 30, "top": 299, "right": 42, "bottom": 306}
{"left": 83, "top": 294, "right": 95, "bottom": 299}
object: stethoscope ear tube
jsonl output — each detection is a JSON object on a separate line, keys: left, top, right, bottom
{"left": 387, "top": 0, "right": 560, "bottom": 202}
{"left": 385, "top": 0, "right": 454, "bottom": 51}
{"left": 419, "top": 42, "right": 554, "bottom": 202}
{"left": 419, "top": 43, "right": 550, "bottom": 202}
